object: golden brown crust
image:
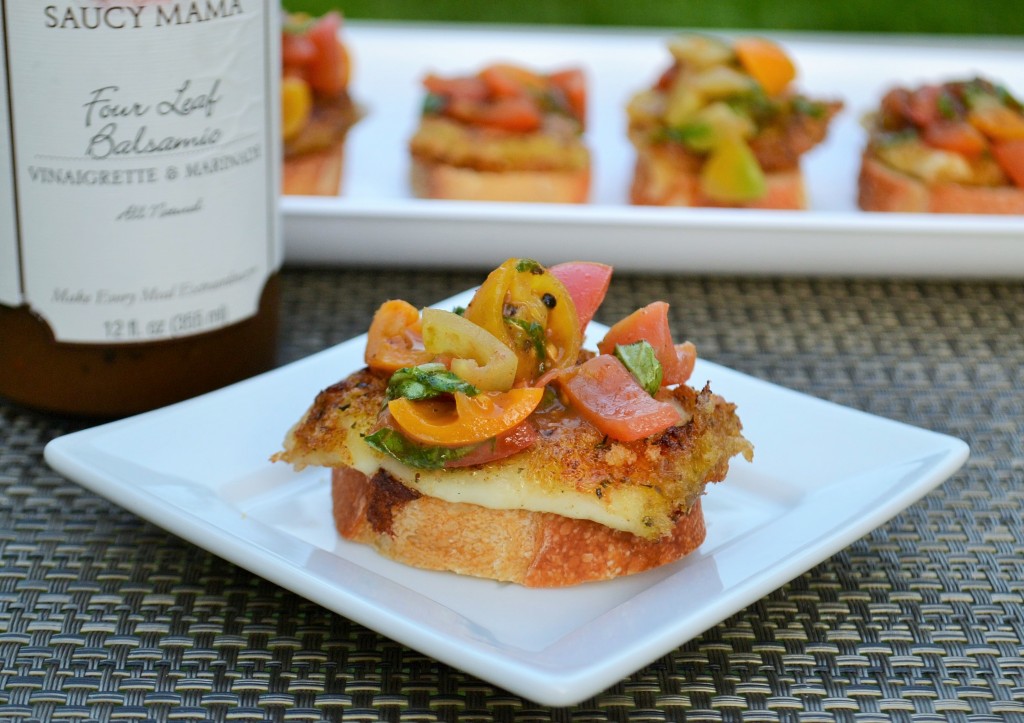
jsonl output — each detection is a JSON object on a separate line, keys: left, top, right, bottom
{"left": 410, "top": 157, "right": 591, "bottom": 203}
{"left": 332, "top": 466, "right": 707, "bottom": 587}
{"left": 282, "top": 141, "right": 346, "bottom": 197}
{"left": 274, "top": 368, "right": 753, "bottom": 540}
{"left": 629, "top": 147, "right": 806, "bottom": 209}
{"left": 858, "top": 155, "right": 1024, "bottom": 214}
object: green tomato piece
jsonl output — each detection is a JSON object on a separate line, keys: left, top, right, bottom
{"left": 699, "top": 140, "right": 767, "bottom": 203}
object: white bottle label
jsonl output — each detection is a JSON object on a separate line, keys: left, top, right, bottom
{"left": 1, "top": 0, "right": 281, "bottom": 343}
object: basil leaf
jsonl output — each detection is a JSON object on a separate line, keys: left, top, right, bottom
{"left": 614, "top": 340, "right": 663, "bottom": 396}
{"left": 364, "top": 428, "right": 475, "bottom": 470}
{"left": 505, "top": 317, "right": 546, "bottom": 362}
{"left": 386, "top": 363, "right": 479, "bottom": 401}
{"left": 516, "top": 258, "right": 543, "bottom": 274}
{"left": 422, "top": 92, "right": 446, "bottom": 115}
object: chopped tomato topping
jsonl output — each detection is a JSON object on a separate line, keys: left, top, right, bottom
{"left": 422, "top": 73, "right": 489, "bottom": 103}
{"left": 444, "top": 420, "right": 539, "bottom": 467}
{"left": 557, "top": 355, "right": 681, "bottom": 442}
{"left": 922, "top": 120, "right": 988, "bottom": 156}
{"left": 303, "top": 12, "right": 348, "bottom": 95}
{"left": 906, "top": 85, "right": 943, "bottom": 127}
{"left": 547, "top": 261, "right": 612, "bottom": 333}
{"left": 480, "top": 64, "right": 546, "bottom": 98}
{"left": 597, "top": 302, "right": 695, "bottom": 386}
{"left": 464, "top": 259, "right": 581, "bottom": 385}
{"left": 992, "top": 139, "right": 1024, "bottom": 187}
{"left": 364, "top": 300, "right": 432, "bottom": 373}
{"left": 421, "top": 64, "right": 585, "bottom": 133}
{"left": 447, "top": 95, "right": 543, "bottom": 132}
{"left": 734, "top": 37, "right": 796, "bottom": 97}
{"left": 388, "top": 388, "right": 544, "bottom": 447}
{"left": 548, "top": 68, "right": 588, "bottom": 126}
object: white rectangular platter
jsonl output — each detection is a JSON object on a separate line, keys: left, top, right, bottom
{"left": 282, "top": 23, "right": 1024, "bottom": 277}
{"left": 45, "top": 289, "right": 969, "bottom": 707}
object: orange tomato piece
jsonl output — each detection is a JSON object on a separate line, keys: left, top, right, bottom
{"left": 558, "top": 355, "right": 681, "bottom": 442}
{"left": 447, "top": 95, "right": 543, "bottom": 132}
{"left": 548, "top": 68, "right": 588, "bottom": 127}
{"left": 364, "top": 300, "right": 432, "bottom": 373}
{"left": 969, "top": 103, "right": 1024, "bottom": 141}
{"left": 479, "top": 64, "right": 545, "bottom": 98}
{"left": 734, "top": 37, "right": 796, "bottom": 96}
{"left": 598, "top": 302, "right": 694, "bottom": 386}
{"left": 922, "top": 120, "right": 988, "bottom": 157}
{"left": 992, "top": 139, "right": 1024, "bottom": 187}
{"left": 422, "top": 73, "right": 489, "bottom": 102}
{"left": 388, "top": 388, "right": 544, "bottom": 447}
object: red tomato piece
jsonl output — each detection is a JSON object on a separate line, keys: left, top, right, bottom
{"left": 448, "top": 95, "right": 543, "bottom": 132}
{"left": 445, "top": 420, "right": 539, "bottom": 467}
{"left": 993, "top": 139, "right": 1024, "bottom": 188}
{"left": 422, "top": 73, "right": 489, "bottom": 103}
{"left": 548, "top": 68, "right": 587, "bottom": 126}
{"left": 922, "top": 120, "right": 987, "bottom": 157}
{"left": 282, "top": 33, "right": 316, "bottom": 68}
{"left": 906, "top": 85, "right": 943, "bottom": 127}
{"left": 598, "top": 301, "right": 694, "bottom": 385}
{"left": 558, "top": 355, "right": 681, "bottom": 442}
{"left": 305, "top": 12, "right": 346, "bottom": 95}
{"left": 548, "top": 261, "right": 612, "bottom": 332}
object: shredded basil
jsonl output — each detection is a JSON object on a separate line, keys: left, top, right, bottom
{"left": 505, "top": 317, "right": 546, "bottom": 362}
{"left": 516, "top": 258, "right": 544, "bottom": 274}
{"left": 792, "top": 95, "right": 828, "bottom": 119}
{"left": 663, "top": 123, "right": 715, "bottom": 150}
{"left": 422, "top": 92, "right": 446, "bottom": 116}
{"left": 385, "top": 363, "right": 479, "bottom": 402}
{"left": 614, "top": 340, "right": 663, "bottom": 396}
{"left": 364, "top": 428, "right": 475, "bottom": 470}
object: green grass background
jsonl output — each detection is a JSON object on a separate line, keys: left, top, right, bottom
{"left": 286, "top": 1, "right": 1022, "bottom": 36}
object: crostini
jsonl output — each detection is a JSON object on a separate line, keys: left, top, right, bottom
{"left": 274, "top": 259, "right": 753, "bottom": 587}
{"left": 408, "top": 64, "right": 590, "bottom": 203}
{"left": 281, "top": 10, "right": 360, "bottom": 196}
{"left": 627, "top": 34, "right": 842, "bottom": 209}
{"left": 859, "top": 77, "right": 1024, "bottom": 214}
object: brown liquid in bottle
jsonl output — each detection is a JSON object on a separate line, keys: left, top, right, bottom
{"left": 0, "top": 275, "right": 280, "bottom": 418}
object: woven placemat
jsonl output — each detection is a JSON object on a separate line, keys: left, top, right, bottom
{"left": 1, "top": 268, "right": 1022, "bottom": 722}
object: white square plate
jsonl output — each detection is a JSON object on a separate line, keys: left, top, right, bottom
{"left": 46, "top": 289, "right": 969, "bottom": 706}
{"left": 283, "top": 23, "right": 1024, "bottom": 276}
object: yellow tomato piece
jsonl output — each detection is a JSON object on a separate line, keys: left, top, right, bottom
{"left": 734, "top": 37, "right": 796, "bottom": 97}
{"left": 388, "top": 388, "right": 543, "bottom": 447}
{"left": 463, "top": 259, "right": 581, "bottom": 385}
{"left": 281, "top": 76, "right": 312, "bottom": 142}
{"left": 364, "top": 300, "right": 433, "bottom": 373}
{"left": 421, "top": 308, "right": 517, "bottom": 391}
{"left": 968, "top": 102, "right": 1024, "bottom": 141}
{"left": 699, "top": 139, "right": 767, "bottom": 203}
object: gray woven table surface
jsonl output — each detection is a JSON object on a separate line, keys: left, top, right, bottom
{"left": 2, "top": 266, "right": 1022, "bottom": 722}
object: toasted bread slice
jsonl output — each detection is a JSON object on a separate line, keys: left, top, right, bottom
{"left": 629, "top": 148, "right": 807, "bottom": 209}
{"left": 283, "top": 141, "right": 346, "bottom": 197}
{"left": 858, "top": 155, "right": 1024, "bottom": 214}
{"left": 332, "top": 465, "right": 708, "bottom": 587}
{"left": 410, "top": 157, "right": 591, "bottom": 203}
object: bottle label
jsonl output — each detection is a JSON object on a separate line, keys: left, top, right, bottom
{"left": 1, "top": 1, "right": 281, "bottom": 343}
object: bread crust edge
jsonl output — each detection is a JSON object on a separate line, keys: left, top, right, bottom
{"left": 858, "top": 154, "right": 1024, "bottom": 214}
{"left": 332, "top": 466, "right": 707, "bottom": 587}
